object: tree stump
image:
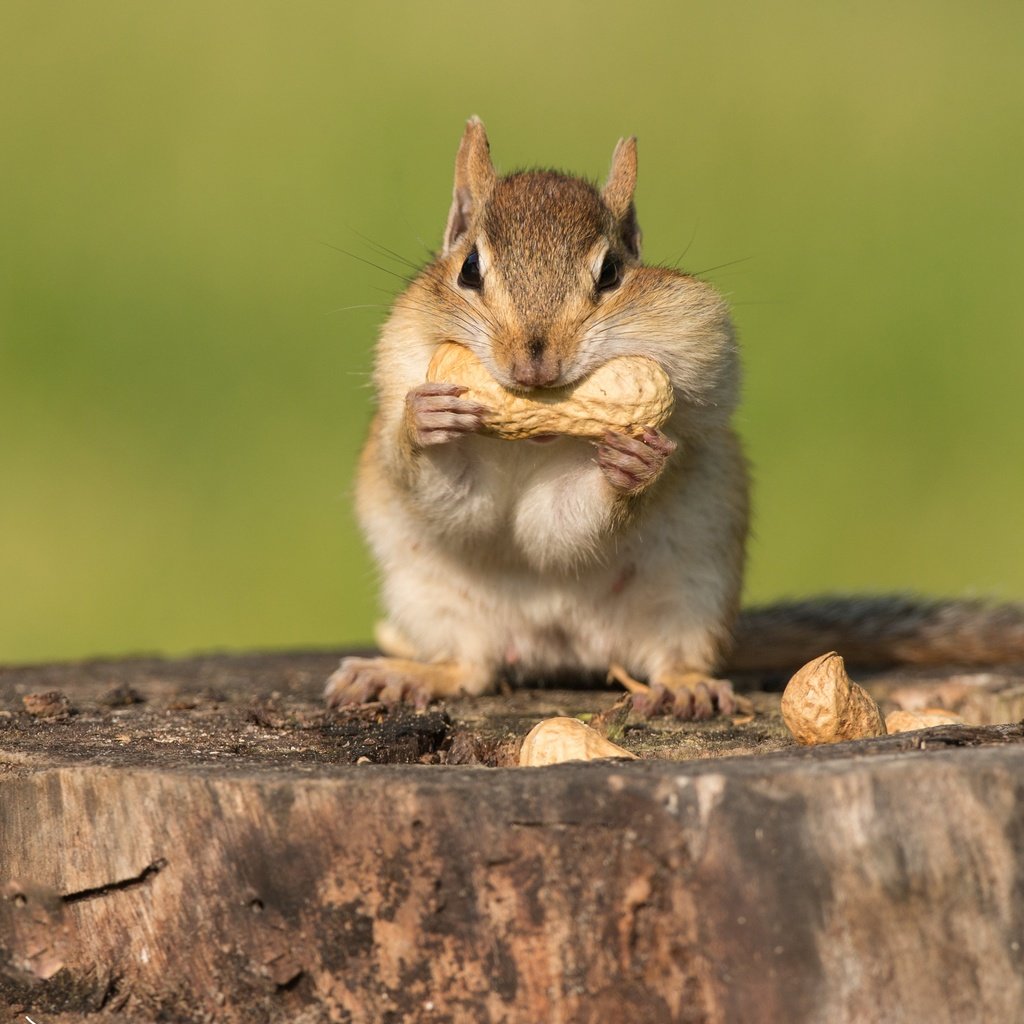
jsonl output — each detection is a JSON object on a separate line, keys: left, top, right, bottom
{"left": 1, "top": 652, "right": 1022, "bottom": 1023}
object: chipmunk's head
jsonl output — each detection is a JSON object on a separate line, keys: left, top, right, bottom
{"left": 429, "top": 117, "right": 643, "bottom": 389}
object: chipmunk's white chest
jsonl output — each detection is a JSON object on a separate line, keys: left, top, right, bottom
{"left": 421, "top": 434, "right": 609, "bottom": 571}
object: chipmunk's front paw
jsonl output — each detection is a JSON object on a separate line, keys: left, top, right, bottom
{"left": 405, "top": 382, "right": 490, "bottom": 447}
{"left": 325, "top": 657, "right": 433, "bottom": 709}
{"left": 595, "top": 428, "right": 677, "bottom": 494}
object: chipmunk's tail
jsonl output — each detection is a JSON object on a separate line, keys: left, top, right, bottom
{"left": 728, "top": 595, "right": 1024, "bottom": 672}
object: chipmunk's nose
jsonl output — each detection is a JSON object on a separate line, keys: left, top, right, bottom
{"left": 510, "top": 336, "right": 561, "bottom": 388}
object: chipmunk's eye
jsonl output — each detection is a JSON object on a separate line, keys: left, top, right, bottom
{"left": 596, "top": 253, "right": 621, "bottom": 293}
{"left": 458, "top": 247, "right": 483, "bottom": 290}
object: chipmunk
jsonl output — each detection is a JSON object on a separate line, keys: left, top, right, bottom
{"left": 325, "top": 118, "right": 1024, "bottom": 719}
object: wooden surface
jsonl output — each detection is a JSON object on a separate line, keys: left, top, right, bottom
{"left": 1, "top": 652, "right": 1023, "bottom": 1023}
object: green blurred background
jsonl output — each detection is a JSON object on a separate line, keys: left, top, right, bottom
{"left": 2, "top": 1, "right": 1022, "bottom": 664}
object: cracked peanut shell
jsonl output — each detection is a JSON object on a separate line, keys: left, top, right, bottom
{"left": 519, "top": 717, "right": 638, "bottom": 767}
{"left": 426, "top": 342, "right": 674, "bottom": 440}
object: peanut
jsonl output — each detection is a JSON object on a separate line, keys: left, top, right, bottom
{"left": 426, "top": 342, "right": 674, "bottom": 440}
{"left": 780, "top": 652, "right": 886, "bottom": 745}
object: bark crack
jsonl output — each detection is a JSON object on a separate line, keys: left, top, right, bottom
{"left": 61, "top": 858, "right": 167, "bottom": 904}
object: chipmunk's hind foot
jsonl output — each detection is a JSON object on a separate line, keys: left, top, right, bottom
{"left": 611, "top": 664, "right": 737, "bottom": 720}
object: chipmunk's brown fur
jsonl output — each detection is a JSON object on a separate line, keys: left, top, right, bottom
{"left": 325, "top": 118, "right": 1024, "bottom": 716}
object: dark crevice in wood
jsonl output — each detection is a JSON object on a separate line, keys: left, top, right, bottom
{"left": 60, "top": 858, "right": 167, "bottom": 905}
{"left": 275, "top": 970, "right": 305, "bottom": 993}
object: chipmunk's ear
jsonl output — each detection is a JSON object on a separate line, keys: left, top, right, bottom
{"left": 602, "top": 136, "right": 641, "bottom": 257}
{"left": 444, "top": 116, "right": 496, "bottom": 254}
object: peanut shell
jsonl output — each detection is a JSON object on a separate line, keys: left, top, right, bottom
{"left": 426, "top": 342, "right": 674, "bottom": 440}
{"left": 884, "top": 708, "right": 965, "bottom": 733}
{"left": 519, "top": 717, "right": 638, "bottom": 767}
{"left": 780, "top": 651, "right": 886, "bottom": 745}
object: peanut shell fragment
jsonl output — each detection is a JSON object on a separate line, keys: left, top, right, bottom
{"left": 780, "top": 651, "right": 886, "bottom": 745}
{"left": 426, "top": 342, "right": 674, "bottom": 440}
{"left": 519, "top": 717, "right": 638, "bottom": 767}
{"left": 885, "top": 708, "right": 966, "bottom": 734}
